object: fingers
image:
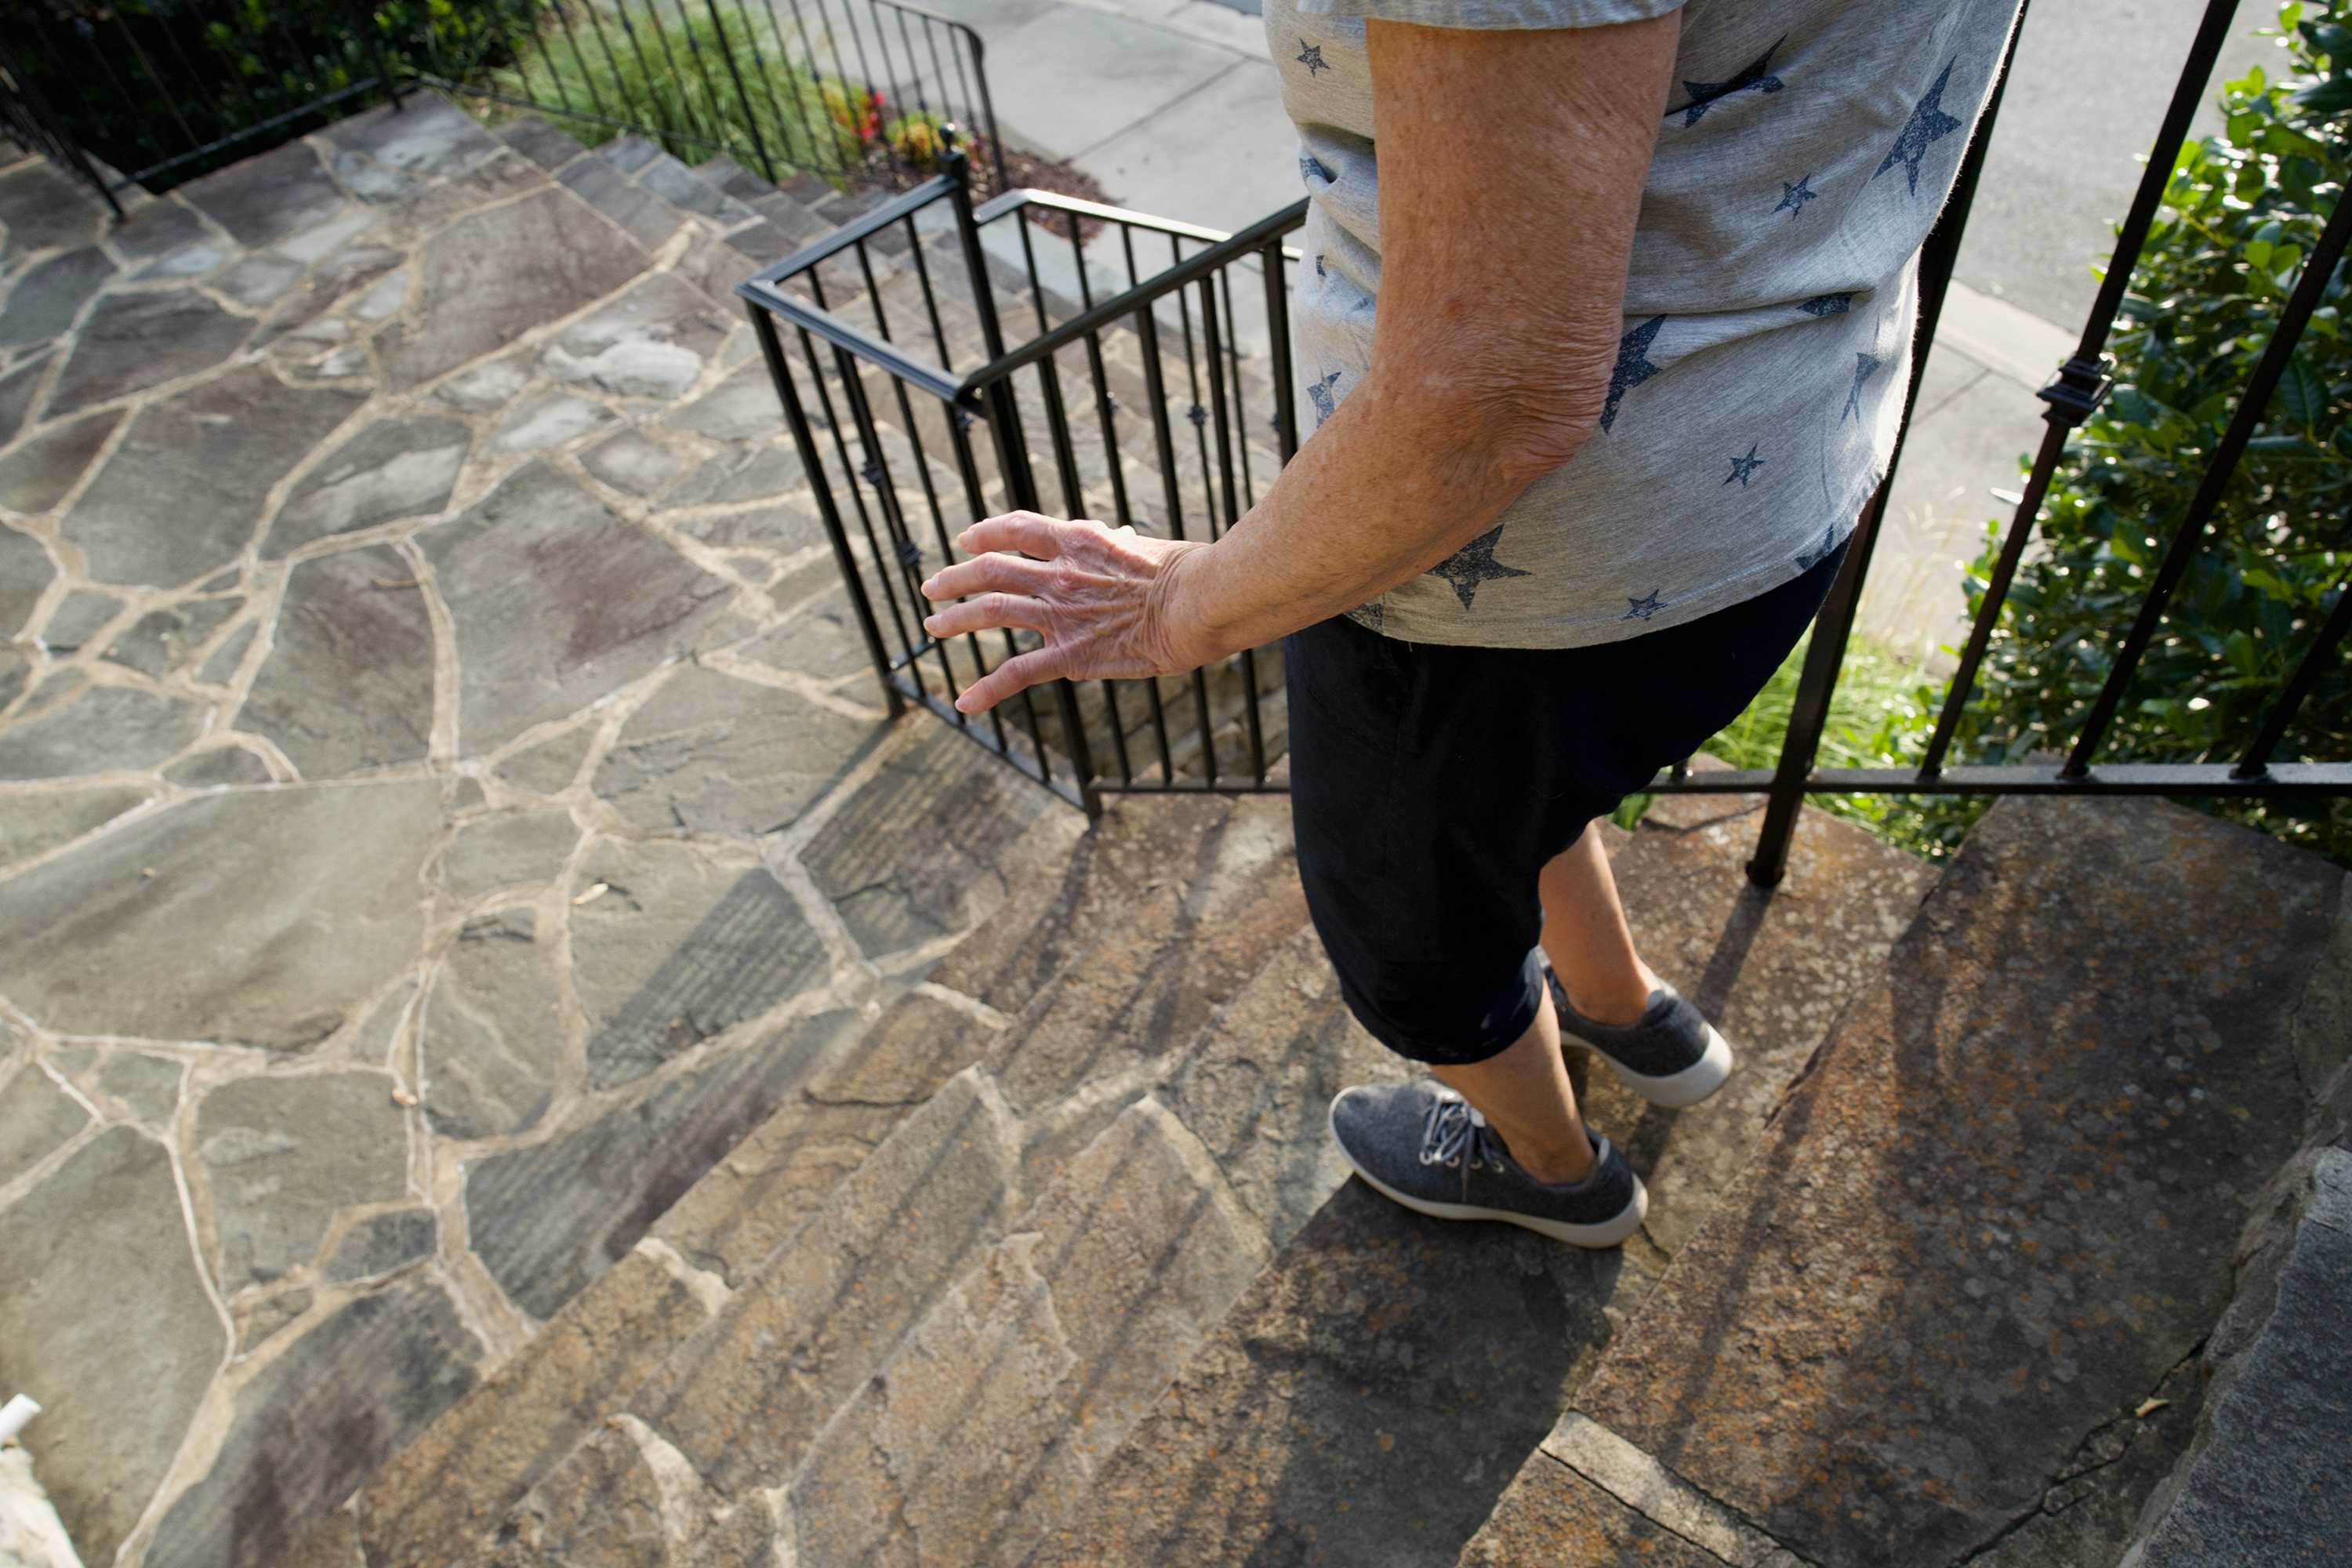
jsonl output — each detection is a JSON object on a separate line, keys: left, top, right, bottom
{"left": 920, "top": 550, "right": 1054, "bottom": 604}
{"left": 924, "top": 591, "right": 1052, "bottom": 641}
{"left": 956, "top": 644, "right": 1065, "bottom": 714}
{"left": 956, "top": 510, "right": 1071, "bottom": 560}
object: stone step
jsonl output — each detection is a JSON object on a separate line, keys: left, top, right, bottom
{"left": 1458, "top": 795, "right": 2350, "bottom": 1568}
{"left": 1022, "top": 797, "right": 1938, "bottom": 1565}
{"left": 294, "top": 781, "right": 1310, "bottom": 1565}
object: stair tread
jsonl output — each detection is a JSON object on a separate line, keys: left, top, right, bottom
{"left": 1469, "top": 794, "right": 2347, "bottom": 1568}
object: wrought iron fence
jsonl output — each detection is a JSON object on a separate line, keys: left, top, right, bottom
{"left": 741, "top": 0, "right": 2351, "bottom": 887}
{"left": 0, "top": 0, "right": 1001, "bottom": 200}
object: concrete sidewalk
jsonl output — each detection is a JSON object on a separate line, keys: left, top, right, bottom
{"left": 916, "top": 0, "right": 2252, "bottom": 666}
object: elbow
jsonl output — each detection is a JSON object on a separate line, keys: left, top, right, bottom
{"left": 1487, "top": 388, "right": 1603, "bottom": 487}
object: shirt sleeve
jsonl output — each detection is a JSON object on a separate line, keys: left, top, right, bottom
{"left": 1293, "top": 0, "right": 1684, "bottom": 29}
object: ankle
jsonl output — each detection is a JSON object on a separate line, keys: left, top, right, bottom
{"left": 1508, "top": 1130, "right": 1597, "bottom": 1185}
{"left": 1560, "top": 967, "right": 1658, "bottom": 1029}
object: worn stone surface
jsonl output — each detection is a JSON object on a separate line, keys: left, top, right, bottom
{"left": 240, "top": 546, "right": 436, "bottom": 777}
{"left": 569, "top": 838, "right": 828, "bottom": 1089}
{"left": 103, "top": 596, "right": 241, "bottom": 678}
{"left": 0, "top": 1128, "right": 226, "bottom": 1567}
{"left": 2128, "top": 1150, "right": 2352, "bottom": 1566}
{"left": 422, "top": 907, "right": 561, "bottom": 1141}
{"left": 0, "top": 782, "right": 441, "bottom": 1047}
{"left": 583, "top": 427, "right": 691, "bottom": 497}
{"left": 325, "top": 1207, "right": 439, "bottom": 1283}
{"left": 108, "top": 198, "right": 208, "bottom": 260}
{"left": 793, "top": 1096, "right": 1272, "bottom": 1567}
{"left": 666, "top": 363, "right": 777, "bottom": 442}
{"left": 215, "top": 252, "right": 303, "bottom": 308}
{"left": 0, "top": 161, "right": 103, "bottom": 256}
{"left": 193, "top": 622, "right": 256, "bottom": 687}
{"left": 45, "top": 289, "right": 254, "bottom": 418}
{"left": 0, "top": 352, "right": 49, "bottom": 449}
{"left": 237, "top": 1287, "right": 314, "bottom": 1354}
{"left": 540, "top": 274, "right": 729, "bottom": 400}
{"left": 593, "top": 663, "right": 875, "bottom": 837}
{"left": 493, "top": 1417, "right": 775, "bottom": 1568}
{"left": 419, "top": 463, "right": 732, "bottom": 752}
{"left": 651, "top": 985, "right": 1007, "bottom": 1294}
{"left": 198, "top": 1069, "right": 410, "bottom": 1289}
{"left": 144, "top": 1276, "right": 483, "bottom": 1568}
{"left": 1028, "top": 1175, "right": 1623, "bottom": 1568}
{"left": 38, "top": 586, "right": 118, "bottom": 650}
{"left": 465, "top": 1007, "right": 858, "bottom": 1321}
{"left": 66, "top": 363, "right": 365, "bottom": 584}
{"left": 264, "top": 415, "right": 471, "bottom": 554}
{"left": 327, "top": 96, "right": 502, "bottom": 180}
{"left": 0, "top": 408, "right": 118, "bottom": 517}
{"left": 0, "top": 245, "right": 115, "bottom": 348}
{"left": 623, "top": 1068, "right": 1023, "bottom": 1503}
{"left": 0, "top": 1061, "right": 86, "bottom": 1181}
{"left": 489, "top": 394, "right": 612, "bottom": 454}
{"left": 0, "top": 526, "right": 53, "bottom": 635}
{"left": 801, "top": 725, "right": 1072, "bottom": 960}
{"left": 95, "top": 1050, "right": 184, "bottom": 1125}
{"left": 496, "top": 721, "right": 597, "bottom": 793}
{"left": 180, "top": 138, "right": 348, "bottom": 247}
{"left": 1458, "top": 1450, "right": 1734, "bottom": 1568}
{"left": 164, "top": 745, "right": 273, "bottom": 787}
{"left": 377, "top": 187, "right": 647, "bottom": 387}
{"left": 1577, "top": 797, "right": 2343, "bottom": 1568}
{"left": 0, "top": 782, "right": 151, "bottom": 867}
{"left": 334, "top": 1247, "right": 707, "bottom": 1568}
{"left": 0, "top": 682, "right": 210, "bottom": 780}
{"left": 1594, "top": 798, "right": 1937, "bottom": 1255}
{"left": 440, "top": 809, "right": 579, "bottom": 901}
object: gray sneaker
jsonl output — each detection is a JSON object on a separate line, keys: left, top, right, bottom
{"left": 1547, "top": 969, "right": 1735, "bottom": 1109}
{"left": 1327, "top": 1080, "right": 1647, "bottom": 1248}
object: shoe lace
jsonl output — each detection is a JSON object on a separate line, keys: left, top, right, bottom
{"left": 1418, "top": 1092, "right": 1508, "bottom": 1173}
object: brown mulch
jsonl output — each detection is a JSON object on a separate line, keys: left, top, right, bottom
{"left": 994, "top": 145, "right": 1119, "bottom": 241}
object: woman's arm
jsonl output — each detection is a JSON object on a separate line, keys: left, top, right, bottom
{"left": 921, "top": 8, "right": 1681, "bottom": 713}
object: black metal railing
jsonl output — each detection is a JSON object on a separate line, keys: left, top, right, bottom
{"left": 739, "top": 139, "right": 1302, "bottom": 816}
{"left": 0, "top": 0, "right": 1002, "bottom": 201}
{"left": 742, "top": 0, "right": 2352, "bottom": 889}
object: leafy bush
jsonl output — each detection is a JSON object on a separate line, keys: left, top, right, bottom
{"left": 1895, "top": 1, "right": 2350, "bottom": 862}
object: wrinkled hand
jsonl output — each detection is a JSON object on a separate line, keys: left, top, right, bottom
{"left": 919, "top": 511, "right": 1214, "bottom": 714}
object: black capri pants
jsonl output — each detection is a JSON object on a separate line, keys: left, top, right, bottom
{"left": 1284, "top": 538, "right": 1848, "bottom": 1066}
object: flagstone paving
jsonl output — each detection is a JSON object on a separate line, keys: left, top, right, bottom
{"left": 0, "top": 95, "right": 1035, "bottom": 1568}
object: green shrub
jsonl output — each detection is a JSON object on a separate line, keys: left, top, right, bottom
{"left": 1900, "top": 0, "right": 2350, "bottom": 862}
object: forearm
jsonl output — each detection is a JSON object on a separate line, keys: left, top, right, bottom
{"left": 1168, "top": 368, "right": 1575, "bottom": 658}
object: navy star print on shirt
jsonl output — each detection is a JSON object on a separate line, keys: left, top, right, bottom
{"left": 1843, "top": 353, "right": 1882, "bottom": 422}
{"left": 1776, "top": 175, "right": 1817, "bottom": 220}
{"left": 1667, "top": 36, "right": 1788, "bottom": 127}
{"left": 1428, "top": 524, "right": 1532, "bottom": 611}
{"left": 1298, "top": 40, "right": 1329, "bottom": 76}
{"left": 1877, "top": 57, "right": 1965, "bottom": 194}
{"left": 1602, "top": 316, "right": 1666, "bottom": 433}
{"left": 1624, "top": 590, "right": 1666, "bottom": 621}
{"left": 1725, "top": 444, "right": 1766, "bottom": 487}
{"left": 1798, "top": 292, "right": 1855, "bottom": 317}
{"left": 1795, "top": 524, "right": 1839, "bottom": 570}
{"left": 1308, "top": 368, "right": 1344, "bottom": 427}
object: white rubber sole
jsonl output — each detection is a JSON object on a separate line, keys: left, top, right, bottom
{"left": 1327, "top": 1096, "right": 1650, "bottom": 1249}
{"left": 1568, "top": 1022, "right": 1737, "bottom": 1109}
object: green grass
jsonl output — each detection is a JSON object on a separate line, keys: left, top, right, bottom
{"left": 1611, "top": 633, "right": 1987, "bottom": 861}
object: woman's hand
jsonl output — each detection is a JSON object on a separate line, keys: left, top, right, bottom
{"left": 918, "top": 511, "right": 1218, "bottom": 714}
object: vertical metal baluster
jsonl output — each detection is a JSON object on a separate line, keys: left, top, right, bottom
{"left": 1922, "top": 0, "right": 2245, "bottom": 779}
{"left": 776, "top": 0, "right": 843, "bottom": 177}
{"left": 64, "top": 12, "right": 178, "bottom": 172}
{"left": 549, "top": 2, "right": 615, "bottom": 121}
{"left": 1219, "top": 267, "right": 1258, "bottom": 509}
{"left": 702, "top": 0, "right": 781, "bottom": 180}
{"left": 796, "top": 322, "right": 924, "bottom": 690}
{"left": 940, "top": 401, "right": 1015, "bottom": 755}
{"left": 156, "top": 16, "right": 238, "bottom": 152}
{"left": 1744, "top": 4, "right": 2024, "bottom": 885}
{"left": 814, "top": 0, "right": 888, "bottom": 183}
{"left": 2063, "top": 182, "right": 2352, "bottom": 780}
{"left": 2234, "top": 573, "right": 2352, "bottom": 779}
{"left": 945, "top": 31, "right": 982, "bottom": 185}
{"left": 666, "top": 0, "right": 738, "bottom": 158}
{"left": 1128, "top": 270, "right": 1184, "bottom": 785}
{"left": 802, "top": 0, "right": 868, "bottom": 180}
{"left": 750, "top": 0, "right": 814, "bottom": 167}
{"left": 1200, "top": 272, "right": 1265, "bottom": 782}
{"left": 907, "top": 217, "right": 956, "bottom": 368}
{"left": 1058, "top": 211, "right": 1136, "bottom": 786}
{"left": 947, "top": 142, "right": 1066, "bottom": 792}
{"left": 115, "top": 16, "right": 203, "bottom": 151}
{"left": 965, "top": 31, "right": 1007, "bottom": 191}
{"left": 610, "top": 4, "right": 681, "bottom": 147}
{"left": 863, "top": 2, "right": 913, "bottom": 183}
{"left": 920, "top": 17, "right": 953, "bottom": 138}
{"left": 749, "top": 305, "right": 903, "bottom": 716}
{"left": 1011, "top": 217, "right": 1087, "bottom": 517}
{"left": 1261, "top": 240, "right": 1298, "bottom": 464}
{"left": 514, "top": 1, "right": 586, "bottom": 123}
{"left": 635, "top": 2, "right": 706, "bottom": 147}
{"left": 837, "top": 347, "right": 957, "bottom": 706}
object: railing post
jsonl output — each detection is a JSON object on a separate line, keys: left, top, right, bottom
{"left": 351, "top": 0, "right": 405, "bottom": 111}
{"left": 746, "top": 302, "right": 905, "bottom": 718}
{"left": 701, "top": 0, "right": 779, "bottom": 183}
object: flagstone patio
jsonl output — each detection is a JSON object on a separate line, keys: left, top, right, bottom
{"left": 0, "top": 96, "right": 1049, "bottom": 1568}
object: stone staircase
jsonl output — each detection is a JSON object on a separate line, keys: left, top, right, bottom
{"left": 14, "top": 92, "right": 2342, "bottom": 1568}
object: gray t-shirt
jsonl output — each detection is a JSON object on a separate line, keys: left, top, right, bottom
{"left": 1269, "top": 0, "right": 2023, "bottom": 647}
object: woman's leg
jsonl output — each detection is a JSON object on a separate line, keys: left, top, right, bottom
{"left": 1538, "top": 824, "right": 1659, "bottom": 1026}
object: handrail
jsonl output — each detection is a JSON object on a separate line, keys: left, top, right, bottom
{"left": 743, "top": 172, "right": 958, "bottom": 286}
{"left": 973, "top": 186, "right": 1308, "bottom": 260}
{"left": 735, "top": 277, "right": 965, "bottom": 404}
{"left": 953, "top": 198, "right": 1311, "bottom": 395}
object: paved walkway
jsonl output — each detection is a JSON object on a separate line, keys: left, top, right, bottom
{"left": 920, "top": 0, "right": 2254, "bottom": 665}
